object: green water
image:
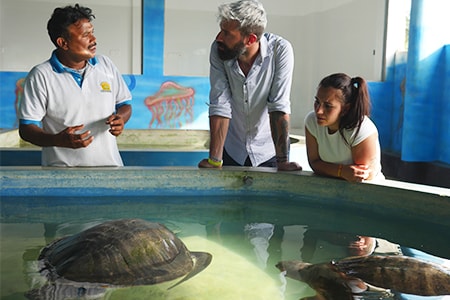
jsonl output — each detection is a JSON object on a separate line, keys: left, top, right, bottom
{"left": 1, "top": 195, "right": 449, "bottom": 299}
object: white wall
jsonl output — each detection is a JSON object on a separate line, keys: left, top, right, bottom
{"left": 165, "top": 0, "right": 387, "bottom": 129}
{"left": 0, "top": 0, "right": 141, "bottom": 74}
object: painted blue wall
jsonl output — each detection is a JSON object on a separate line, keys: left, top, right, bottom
{"left": 369, "top": 0, "right": 450, "bottom": 164}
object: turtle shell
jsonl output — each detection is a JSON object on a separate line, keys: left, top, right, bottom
{"left": 277, "top": 255, "right": 450, "bottom": 298}
{"left": 39, "top": 219, "right": 212, "bottom": 286}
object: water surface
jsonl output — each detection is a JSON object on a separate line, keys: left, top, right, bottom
{"left": 1, "top": 195, "right": 449, "bottom": 299}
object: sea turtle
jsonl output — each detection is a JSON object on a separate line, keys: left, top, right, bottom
{"left": 276, "top": 255, "right": 450, "bottom": 300}
{"left": 26, "top": 219, "right": 212, "bottom": 299}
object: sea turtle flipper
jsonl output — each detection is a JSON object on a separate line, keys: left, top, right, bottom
{"left": 168, "top": 252, "right": 213, "bottom": 289}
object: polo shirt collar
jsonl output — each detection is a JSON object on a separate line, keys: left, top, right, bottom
{"left": 50, "top": 50, "right": 98, "bottom": 73}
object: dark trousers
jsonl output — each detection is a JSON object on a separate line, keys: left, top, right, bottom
{"left": 222, "top": 148, "right": 277, "bottom": 167}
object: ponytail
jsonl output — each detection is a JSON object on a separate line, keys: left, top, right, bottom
{"left": 343, "top": 76, "right": 371, "bottom": 130}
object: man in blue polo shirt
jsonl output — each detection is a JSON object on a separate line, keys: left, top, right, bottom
{"left": 18, "top": 4, "right": 132, "bottom": 167}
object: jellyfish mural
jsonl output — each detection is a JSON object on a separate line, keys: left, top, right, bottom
{"left": 144, "top": 81, "right": 195, "bottom": 128}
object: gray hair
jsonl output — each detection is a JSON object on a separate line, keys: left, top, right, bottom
{"left": 217, "top": 0, "right": 267, "bottom": 39}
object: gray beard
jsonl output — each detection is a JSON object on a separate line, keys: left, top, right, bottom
{"left": 217, "top": 42, "right": 246, "bottom": 61}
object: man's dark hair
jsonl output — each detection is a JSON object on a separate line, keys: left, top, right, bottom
{"left": 47, "top": 3, "right": 95, "bottom": 47}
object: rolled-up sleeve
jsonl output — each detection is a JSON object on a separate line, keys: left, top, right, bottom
{"left": 208, "top": 42, "right": 233, "bottom": 119}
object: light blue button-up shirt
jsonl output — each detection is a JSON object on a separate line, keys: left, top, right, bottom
{"left": 208, "top": 33, "right": 294, "bottom": 166}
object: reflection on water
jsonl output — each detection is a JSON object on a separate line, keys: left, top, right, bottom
{"left": 1, "top": 195, "right": 449, "bottom": 299}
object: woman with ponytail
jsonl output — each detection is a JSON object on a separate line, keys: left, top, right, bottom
{"left": 304, "top": 73, "right": 384, "bottom": 182}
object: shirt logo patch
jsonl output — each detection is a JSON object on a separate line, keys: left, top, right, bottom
{"left": 100, "top": 81, "right": 112, "bottom": 92}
